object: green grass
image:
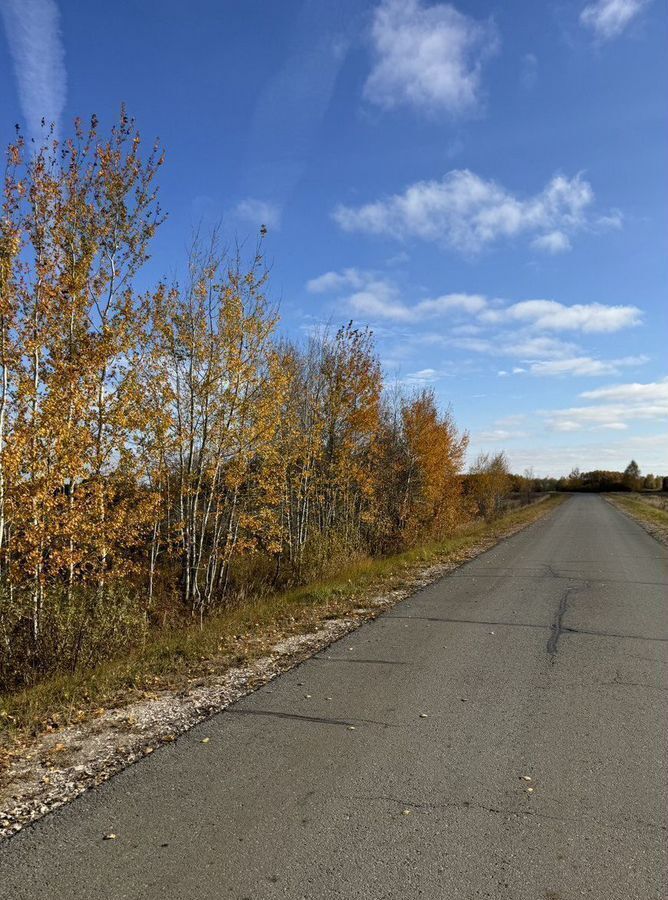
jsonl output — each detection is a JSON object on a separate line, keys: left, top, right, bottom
{"left": 0, "top": 495, "right": 564, "bottom": 747}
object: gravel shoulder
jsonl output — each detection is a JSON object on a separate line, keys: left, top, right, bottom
{"left": 604, "top": 493, "right": 668, "bottom": 546}
{"left": 0, "top": 498, "right": 560, "bottom": 840}
{"left": 1, "top": 494, "right": 665, "bottom": 900}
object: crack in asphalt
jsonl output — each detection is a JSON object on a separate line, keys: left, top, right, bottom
{"left": 388, "top": 615, "right": 549, "bottom": 630}
{"left": 225, "top": 709, "right": 400, "bottom": 729}
{"left": 547, "top": 586, "right": 578, "bottom": 659}
{"left": 357, "top": 795, "right": 667, "bottom": 835}
{"left": 562, "top": 626, "right": 668, "bottom": 642}
{"left": 448, "top": 572, "right": 668, "bottom": 586}
{"left": 312, "top": 657, "right": 407, "bottom": 665}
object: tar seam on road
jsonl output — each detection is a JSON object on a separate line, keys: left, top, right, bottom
{"left": 389, "top": 614, "right": 549, "bottom": 630}
{"left": 312, "top": 657, "right": 407, "bottom": 665}
{"left": 547, "top": 586, "right": 579, "bottom": 659}
{"left": 225, "top": 709, "right": 401, "bottom": 729}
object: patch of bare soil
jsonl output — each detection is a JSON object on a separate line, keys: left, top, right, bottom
{"left": 0, "top": 510, "right": 550, "bottom": 840}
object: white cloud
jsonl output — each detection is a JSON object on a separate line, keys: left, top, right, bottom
{"left": 364, "top": 0, "right": 498, "bottom": 116}
{"left": 413, "top": 293, "right": 487, "bottom": 316}
{"left": 520, "top": 52, "right": 538, "bottom": 90}
{"left": 528, "top": 354, "right": 647, "bottom": 377}
{"left": 449, "top": 329, "right": 647, "bottom": 379}
{"left": 234, "top": 198, "right": 281, "bottom": 230}
{"left": 480, "top": 299, "right": 642, "bottom": 333}
{"left": 580, "top": 0, "right": 649, "bottom": 40}
{"left": 306, "top": 268, "right": 366, "bottom": 293}
{"left": 543, "top": 377, "right": 668, "bottom": 432}
{"left": 450, "top": 336, "right": 494, "bottom": 354}
{"left": 308, "top": 272, "right": 646, "bottom": 383}
{"left": 596, "top": 211, "right": 623, "bottom": 230}
{"left": 403, "top": 367, "right": 443, "bottom": 385}
{"left": 498, "top": 432, "right": 667, "bottom": 478}
{"left": 477, "top": 428, "right": 528, "bottom": 441}
{"left": 308, "top": 268, "right": 487, "bottom": 323}
{"left": 0, "top": 0, "right": 66, "bottom": 140}
{"left": 531, "top": 230, "right": 571, "bottom": 254}
{"left": 348, "top": 281, "right": 411, "bottom": 321}
{"left": 580, "top": 377, "right": 668, "bottom": 403}
{"left": 351, "top": 288, "right": 487, "bottom": 322}
{"left": 501, "top": 335, "right": 579, "bottom": 358}
{"left": 497, "top": 414, "right": 526, "bottom": 426}
{"left": 333, "top": 170, "right": 610, "bottom": 254}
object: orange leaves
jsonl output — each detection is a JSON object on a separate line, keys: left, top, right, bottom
{"left": 1, "top": 111, "right": 165, "bottom": 626}
{"left": 0, "top": 112, "right": 475, "bottom": 690}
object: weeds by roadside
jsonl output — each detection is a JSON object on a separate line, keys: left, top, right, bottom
{"left": 604, "top": 493, "right": 668, "bottom": 546}
{"left": 1, "top": 496, "right": 562, "bottom": 753}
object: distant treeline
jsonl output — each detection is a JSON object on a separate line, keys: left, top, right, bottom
{"left": 514, "top": 461, "right": 666, "bottom": 494}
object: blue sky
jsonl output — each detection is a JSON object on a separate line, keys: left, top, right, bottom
{"left": 1, "top": 0, "right": 666, "bottom": 476}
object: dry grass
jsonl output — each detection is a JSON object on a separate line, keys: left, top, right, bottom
{"left": 0, "top": 496, "right": 563, "bottom": 747}
{"left": 605, "top": 493, "right": 668, "bottom": 538}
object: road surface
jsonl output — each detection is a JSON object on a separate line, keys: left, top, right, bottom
{"left": 1, "top": 495, "right": 667, "bottom": 899}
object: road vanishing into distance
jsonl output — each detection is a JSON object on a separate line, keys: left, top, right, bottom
{"left": 1, "top": 495, "right": 667, "bottom": 899}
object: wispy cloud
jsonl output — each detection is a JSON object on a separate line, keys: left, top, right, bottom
{"left": 528, "top": 354, "right": 647, "bottom": 377}
{"left": 0, "top": 0, "right": 66, "bottom": 139}
{"left": 333, "top": 170, "right": 617, "bottom": 255}
{"left": 580, "top": 0, "right": 649, "bottom": 41}
{"left": 307, "top": 268, "right": 486, "bottom": 323}
{"left": 520, "top": 52, "right": 538, "bottom": 91}
{"left": 308, "top": 270, "right": 641, "bottom": 337}
{"left": 238, "top": 1, "right": 355, "bottom": 216}
{"left": 453, "top": 335, "right": 647, "bottom": 379}
{"left": 531, "top": 230, "right": 571, "bottom": 254}
{"left": 477, "top": 428, "right": 529, "bottom": 442}
{"left": 364, "top": 0, "right": 498, "bottom": 117}
{"left": 498, "top": 432, "right": 668, "bottom": 478}
{"left": 479, "top": 299, "right": 642, "bottom": 333}
{"left": 234, "top": 198, "right": 282, "bottom": 231}
{"left": 580, "top": 377, "right": 668, "bottom": 403}
{"left": 543, "top": 377, "right": 668, "bottom": 432}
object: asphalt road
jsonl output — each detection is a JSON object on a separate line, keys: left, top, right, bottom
{"left": 1, "top": 495, "right": 667, "bottom": 899}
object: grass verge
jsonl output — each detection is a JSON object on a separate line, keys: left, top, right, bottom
{"left": 1, "top": 495, "right": 564, "bottom": 750}
{"left": 605, "top": 493, "right": 668, "bottom": 542}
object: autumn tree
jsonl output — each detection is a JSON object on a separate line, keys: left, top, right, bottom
{"left": 0, "top": 110, "right": 484, "bottom": 689}
{"left": 468, "top": 451, "right": 511, "bottom": 519}
{"left": 143, "top": 236, "right": 284, "bottom": 615}
{"left": 375, "top": 390, "right": 468, "bottom": 547}
{"left": 623, "top": 460, "right": 641, "bottom": 491}
{"left": 0, "top": 111, "right": 164, "bottom": 680}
